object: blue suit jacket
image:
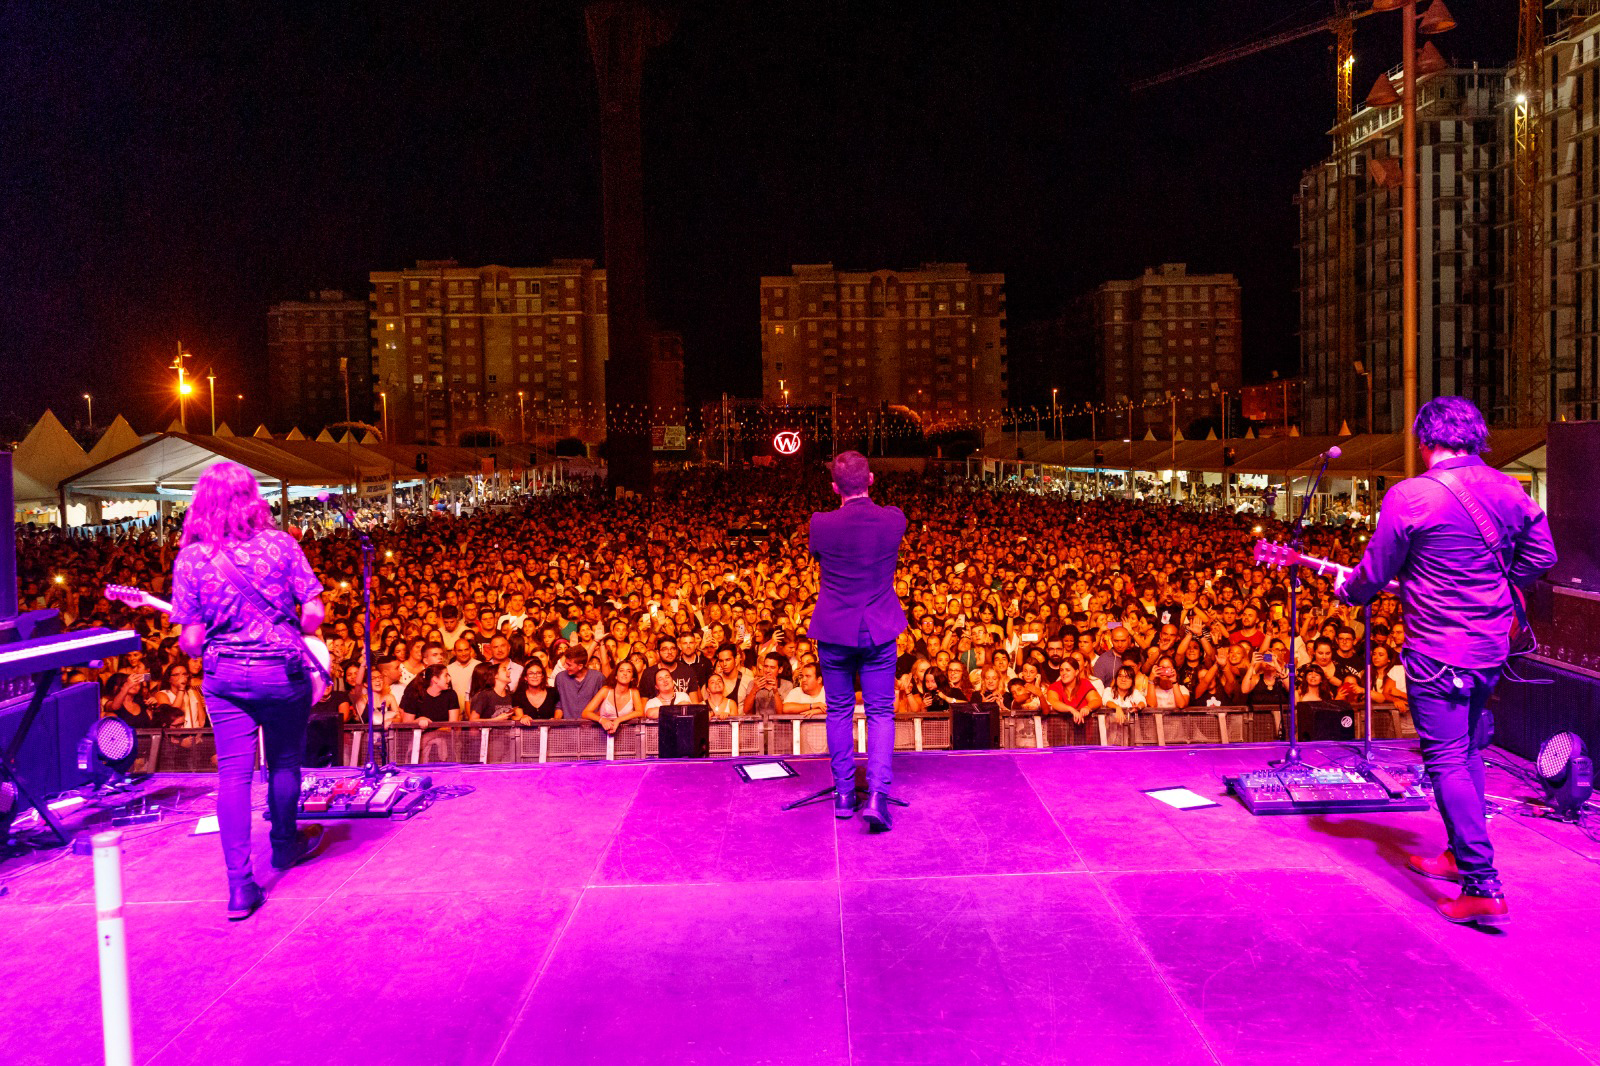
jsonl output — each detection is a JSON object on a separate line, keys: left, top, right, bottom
{"left": 807, "top": 496, "right": 909, "bottom": 647}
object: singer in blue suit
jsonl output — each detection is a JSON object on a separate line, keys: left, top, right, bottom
{"left": 808, "top": 451, "right": 909, "bottom": 830}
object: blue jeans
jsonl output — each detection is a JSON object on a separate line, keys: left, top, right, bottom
{"left": 1404, "top": 648, "right": 1502, "bottom": 894}
{"left": 817, "top": 639, "right": 897, "bottom": 795}
{"left": 203, "top": 651, "right": 312, "bottom": 889}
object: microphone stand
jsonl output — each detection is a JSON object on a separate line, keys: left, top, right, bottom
{"left": 358, "top": 532, "right": 390, "bottom": 779}
{"left": 1272, "top": 450, "right": 1335, "bottom": 772}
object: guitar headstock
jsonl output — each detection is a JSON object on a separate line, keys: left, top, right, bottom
{"left": 1252, "top": 540, "right": 1298, "bottom": 569}
{"left": 104, "top": 584, "right": 160, "bottom": 611}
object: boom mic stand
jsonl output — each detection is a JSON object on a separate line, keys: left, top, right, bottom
{"left": 1271, "top": 447, "right": 1339, "bottom": 772}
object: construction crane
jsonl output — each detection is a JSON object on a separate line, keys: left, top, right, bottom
{"left": 1133, "top": 4, "right": 1370, "bottom": 438}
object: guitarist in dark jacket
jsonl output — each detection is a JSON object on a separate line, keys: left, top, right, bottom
{"left": 1337, "top": 397, "right": 1557, "bottom": 927}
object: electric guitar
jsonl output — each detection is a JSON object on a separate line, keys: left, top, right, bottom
{"left": 103, "top": 584, "right": 333, "bottom": 702}
{"left": 1252, "top": 540, "right": 1535, "bottom": 657}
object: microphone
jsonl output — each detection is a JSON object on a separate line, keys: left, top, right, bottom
{"left": 1320, "top": 445, "right": 1343, "bottom": 461}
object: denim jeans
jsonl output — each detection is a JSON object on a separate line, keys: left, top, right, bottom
{"left": 816, "top": 638, "right": 897, "bottom": 796}
{"left": 203, "top": 651, "right": 312, "bottom": 889}
{"left": 1403, "top": 647, "right": 1502, "bottom": 894}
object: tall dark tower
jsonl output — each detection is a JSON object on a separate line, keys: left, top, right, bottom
{"left": 586, "top": 1, "right": 673, "bottom": 496}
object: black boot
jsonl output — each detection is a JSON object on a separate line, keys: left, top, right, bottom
{"left": 862, "top": 791, "right": 893, "bottom": 832}
{"left": 833, "top": 789, "right": 860, "bottom": 819}
{"left": 271, "top": 824, "right": 326, "bottom": 871}
{"left": 227, "top": 881, "right": 265, "bottom": 922}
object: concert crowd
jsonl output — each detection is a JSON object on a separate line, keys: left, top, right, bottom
{"left": 13, "top": 468, "right": 1408, "bottom": 740}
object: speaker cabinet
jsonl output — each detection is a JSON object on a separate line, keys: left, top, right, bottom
{"left": 1302, "top": 703, "right": 1357, "bottom": 742}
{"left": 0, "top": 681, "right": 101, "bottom": 797}
{"left": 949, "top": 702, "right": 1000, "bottom": 750}
{"left": 657, "top": 704, "right": 710, "bottom": 758}
{"left": 1547, "top": 421, "right": 1600, "bottom": 594}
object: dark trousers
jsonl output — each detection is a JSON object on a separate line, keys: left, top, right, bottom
{"left": 203, "top": 652, "right": 312, "bottom": 890}
{"left": 1404, "top": 648, "right": 1502, "bottom": 894}
{"left": 817, "top": 638, "right": 897, "bottom": 796}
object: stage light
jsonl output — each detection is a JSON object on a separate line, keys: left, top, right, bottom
{"left": 53, "top": 574, "right": 65, "bottom": 584}
{"left": 78, "top": 717, "right": 138, "bottom": 788}
{"left": 1536, "top": 732, "right": 1593, "bottom": 820}
{"left": 0, "top": 779, "right": 16, "bottom": 842}
{"left": 178, "top": 382, "right": 194, "bottom": 397}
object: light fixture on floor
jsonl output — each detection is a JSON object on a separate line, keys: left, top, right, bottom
{"left": 78, "top": 717, "right": 138, "bottom": 789}
{"left": 1535, "top": 732, "right": 1593, "bottom": 821}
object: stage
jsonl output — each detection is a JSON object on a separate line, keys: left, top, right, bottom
{"left": 1, "top": 743, "right": 1597, "bottom": 1066}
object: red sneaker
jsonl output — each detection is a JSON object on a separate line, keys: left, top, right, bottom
{"left": 1437, "top": 892, "right": 1509, "bottom": 927}
{"left": 1405, "top": 850, "right": 1461, "bottom": 882}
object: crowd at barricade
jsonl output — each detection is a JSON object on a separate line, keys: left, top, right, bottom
{"left": 13, "top": 468, "right": 1409, "bottom": 755}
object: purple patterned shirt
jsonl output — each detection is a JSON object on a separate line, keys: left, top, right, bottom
{"left": 1340, "top": 456, "right": 1557, "bottom": 669}
{"left": 169, "top": 530, "right": 322, "bottom": 655}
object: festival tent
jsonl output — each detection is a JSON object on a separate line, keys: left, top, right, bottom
{"left": 85, "top": 415, "right": 143, "bottom": 466}
{"left": 59, "top": 432, "right": 416, "bottom": 527}
{"left": 9, "top": 410, "right": 90, "bottom": 519}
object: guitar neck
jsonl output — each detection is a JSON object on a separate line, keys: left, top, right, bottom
{"left": 1284, "top": 552, "right": 1401, "bottom": 595}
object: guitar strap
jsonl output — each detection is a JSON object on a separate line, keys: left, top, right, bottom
{"left": 207, "top": 547, "right": 330, "bottom": 684}
{"left": 1421, "top": 468, "right": 1511, "bottom": 578}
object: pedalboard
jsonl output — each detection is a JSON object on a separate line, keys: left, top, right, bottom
{"left": 296, "top": 773, "right": 431, "bottom": 819}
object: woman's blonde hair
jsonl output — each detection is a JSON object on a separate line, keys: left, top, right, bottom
{"left": 181, "top": 462, "right": 273, "bottom": 548}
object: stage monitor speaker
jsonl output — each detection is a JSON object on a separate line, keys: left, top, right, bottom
{"left": 949, "top": 702, "right": 1000, "bottom": 750}
{"left": 658, "top": 704, "right": 710, "bottom": 758}
{"left": 1547, "top": 421, "right": 1600, "bottom": 594}
{"left": 1303, "top": 703, "right": 1357, "bottom": 742}
{"left": 0, "top": 681, "right": 101, "bottom": 797}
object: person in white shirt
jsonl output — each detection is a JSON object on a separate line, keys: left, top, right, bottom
{"left": 781, "top": 663, "right": 828, "bottom": 718}
{"left": 445, "top": 638, "right": 481, "bottom": 706}
{"left": 497, "top": 593, "right": 528, "bottom": 634}
{"left": 643, "top": 665, "right": 694, "bottom": 720}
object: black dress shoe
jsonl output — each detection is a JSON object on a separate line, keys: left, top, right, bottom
{"left": 862, "top": 791, "right": 892, "bottom": 832}
{"left": 834, "top": 790, "right": 860, "bottom": 819}
{"left": 227, "top": 882, "right": 265, "bottom": 922}
{"left": 270, "top": 824, "right": 326, "bottom": 870}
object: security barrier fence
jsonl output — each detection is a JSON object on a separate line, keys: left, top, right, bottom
{"left": 127, "top": 705, "right": 1415, "bottom": 774}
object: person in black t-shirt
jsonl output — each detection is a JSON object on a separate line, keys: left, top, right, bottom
{"left": 400, "top": 664, "right": 461, "bottom": 726}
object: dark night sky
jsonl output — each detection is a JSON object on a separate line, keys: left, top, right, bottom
{"left": 0, "top": 1, "right": 1516, "bottom": 434}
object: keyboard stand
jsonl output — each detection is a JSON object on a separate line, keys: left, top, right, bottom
{"left": 1, "top": 670, "right": 70, "bottom": 848}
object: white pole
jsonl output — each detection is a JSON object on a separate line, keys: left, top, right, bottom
{"left": 92, "top": 830, "right": 133, "bottom": 1066}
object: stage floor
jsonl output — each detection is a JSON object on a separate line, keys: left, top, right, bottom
{"left": 2, "top": 743, "right": 1597, "bottom": 1066}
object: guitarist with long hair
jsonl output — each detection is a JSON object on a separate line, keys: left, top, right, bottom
{"left": 170, "top": 462, "right": 329, "bottom": 920}
{"left": 1336, "top": 397, "right": 1556, "bottom": 927}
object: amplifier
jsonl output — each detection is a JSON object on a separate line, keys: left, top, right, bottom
{"left": 0, "top": 681, "right": 101, "bottom": 798}
{"left": 658, "top": 704, "right": 710, "bottom": 758}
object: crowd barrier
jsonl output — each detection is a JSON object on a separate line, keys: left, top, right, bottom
{"left": 125, "top": 704, "right": 1415, "bottom": 774}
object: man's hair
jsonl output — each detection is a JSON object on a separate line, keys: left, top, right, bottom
{"left": 563, "top": 645, "right": 588, "bottom": 664}
{"left": 716, "top": 641, "right": 739, "bottom": 660}
{"left": 829, "top": 450, "right": 872, "bottom": 496}
{"left": 1414, "top": 396, "right": 1489, "bottom": 455}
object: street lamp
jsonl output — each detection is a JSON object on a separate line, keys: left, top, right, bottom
{"left": 379, "top": 391, "right": 389, "bottom": 441}
{"left": 235, "top": 393, "right": 243, "bottom": 427}
{"left": 1353, "top": 359, "right": 1377, "bottom": 519}
{"left": 172, "top": 343, "right": 192, "bottom": 432}
{"left": 82, "top": 393, "right": 92, "bottom": 431}
{"left": 518, "top": 390, "right": 526, "bottom": 443}
{"left": 206, "top": 369, "right": 217, "bottom": 434}
{"left": 1051, "top": 387, "right": 1059, "bottom": 439}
